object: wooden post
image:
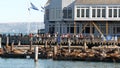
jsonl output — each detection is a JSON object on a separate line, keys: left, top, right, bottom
{"left": 74, "top": 21, "right": 76, "bottom": 35}
{"left": 34, "top": 46, "right": 38, "bottom": 62}
{"left": 53, "top": 46, "right": 57, "bottom": 56}
{"left": 30, "top": 37, "right": 33, "bottom": 51}
{"left": 18, "top": 41, "right": 21, "bottom": 46}
{"left": 6, "top": 36, "right": 9, "bottom": 46}
{"left": 11, "top": 41, "right": 14, "bottom": 52}
{"left": 68, "top": 39, "right": 71, "bottom": 53}
{"left": 90, "top": 22, "right": 92, "bottom": 34}
{"left": 106, "top": 21, "right": 108, "bottom": 35}
{"left": 45, "top": 40, "right": 47, "bottom": 48}
{"left": 29, "top": 33, "right": 33, "bottom": 51}
{"left": 84, "top": 40, "right": 87, "bottom": 51}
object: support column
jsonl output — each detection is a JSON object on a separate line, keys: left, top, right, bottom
{"left": 106, "top": 21, "right": 108, "bottom": 35}
{"left": 90, "top": 22, "right": 92, "bottom": 34}
{"left": 74, "top": 21, "right": 76, "bottom": 35}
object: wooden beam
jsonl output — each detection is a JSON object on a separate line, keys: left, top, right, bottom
{"left": 92, "top": 22, "right": 102, "bottom": 35}
{"left": 80, "top": 23, "right": 89, "bottom": 33}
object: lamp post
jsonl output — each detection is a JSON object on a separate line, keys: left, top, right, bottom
{"left": 29, "top": 33, "right": 33, "bottom": 51}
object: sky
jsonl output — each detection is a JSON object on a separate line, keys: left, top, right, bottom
{"left": 0, "top": 0, "right": 47, "bottom": 23}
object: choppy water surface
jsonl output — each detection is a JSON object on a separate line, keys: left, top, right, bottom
{"left": 0, "top": 58, "right": 120, "bottom": 68}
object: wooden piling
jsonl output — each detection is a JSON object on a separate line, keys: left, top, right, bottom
{"left": 11, "top": 41, "right": 14, "bottom": 52}
{"left": 30, "top": 37, "right": 33, "bottom": 51}
{"left": 18, "top": 41, "right": 21, "bottom": 46}
{"left": 6, "top": 36, "right": 9, "bottom": 46}
{"left": 68, "top": 39, "right": 71, "bottom": 53}
{"left": 53, "top": 46, "right": 57, "bottom": 56}
{"left": 84, "top": 41, "right": 87, "bottom": 51}
{"left": 34, "top": 46, "right": 38, "bottom": 62}
{"left": 45, "top": 41, "right": 48, "bottom": 48}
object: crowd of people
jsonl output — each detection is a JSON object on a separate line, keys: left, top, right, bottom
{"left": 1, "top": 32, "right": 118, "bottom": 45}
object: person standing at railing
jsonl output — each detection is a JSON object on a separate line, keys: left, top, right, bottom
{"left": 56, "top": 33, "right": 61, "bottom": 46}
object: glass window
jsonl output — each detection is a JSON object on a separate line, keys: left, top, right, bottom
{"left": 102, "top": 9, "right": 106, "bottom": 17}
{"left": 92, "top": 9, "right": 96, "bottom": 17}
{"left": 85, "top": 27, "right": 90, "bottom": 33}
{"left": 81, "top": 9, "right": 84, "bottom": 17}
{"left": 70, "top": 27, "right": 74, "bottom": 33}
{"left": 86, "top": 9, "right": 89, "bottom": 17}
{"left": 77, "top": 9, "right": 80, "bottom": 17}
{"left": 117, "top": 27, "right": 120, "bottom": 33}
{"left": 97, "top": 9, "right": 100, "bottom": 17}
{"left": 68, "top": 8, "right": 72, "bottom": 18}
{"left": 114, "top": 9, "right": 117, "bottom": 17}
{"left": 67, "top": 27, "right": 69, "bottom": 33}
{"left": 77, "top": 27, "right": 79, "bottom": 33}
{"left": 63, "top": 8, "right": 67, "bottom": 18}
{"left": 109, "top": 9, "right": 112, "bottom": 17}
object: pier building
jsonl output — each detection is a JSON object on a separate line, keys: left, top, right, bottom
{"left": 44, "top": 0, "right": 120, "bottom": 38}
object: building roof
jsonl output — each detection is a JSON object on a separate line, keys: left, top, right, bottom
{"left": 75, "top": 0, "right": 120, "bottom": 5}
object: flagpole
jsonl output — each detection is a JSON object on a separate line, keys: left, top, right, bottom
{"left": 27, "top": 0, "right": 31, "bottom": 35}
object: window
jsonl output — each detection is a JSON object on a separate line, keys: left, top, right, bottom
{"left": 81, "top": 9, "right": 85, "bottom": 17}
{"left": 77, "top": 9, "right": 80, "bottom": 17}
{"left": 102, "top": 9, "right": 106, "bottom": 17}
{"left": 67, "top": 24, "right": 69, "bottom": 33}
{"left": 86, "top": 9, "right": 89, "bottom": 17}
{"left": 114, "top": 9, "right": 117, "bottom": 17}
{"left": 46, "top": 9, "right": 49, "bottom": 20}
{"left": 109, "top": 9, "right": 112, "bottom": 17}
{"left": 70, "top": 27, "right": 74, "bottom": 33}
{"left": 63, "top": 8, "right": 67, "bottom": 18}
{"left": 117, "top": 27, "right": 120, "bottom": 33}
{"left": 63, "top": 7, "right": 72, "bottom": 19}
{"left": 97, "top": 9, "right": 100, "bottom": 17}
{"left": 56, "top": 9, "right": 61, "bottom": 19}
{"left": 92, "top": 9, "right": 96, "bottom": 17}
{"left": 70, "top": 24, "right": 74, "bottom": 33}
{"left": 68, "top": 8, "right": 72, "bottom": 18}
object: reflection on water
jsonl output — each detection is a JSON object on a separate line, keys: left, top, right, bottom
{"left": 0, "top": 58, "right": 120, "bottom": 68}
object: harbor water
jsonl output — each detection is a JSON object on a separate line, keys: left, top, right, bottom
{"left": 0, "top": 58, "right": 120, "bottom": 68}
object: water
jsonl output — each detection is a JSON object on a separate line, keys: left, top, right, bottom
{"left": 0, "top": 58, "right": 120, "bottom": 68}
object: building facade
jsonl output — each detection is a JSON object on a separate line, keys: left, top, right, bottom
{"left": 44, "top": 0, "right": 120, "bottom": 37}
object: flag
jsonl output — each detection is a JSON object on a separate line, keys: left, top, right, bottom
{"left": 30, "top": 2, "right": 39, "bottom": 11}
